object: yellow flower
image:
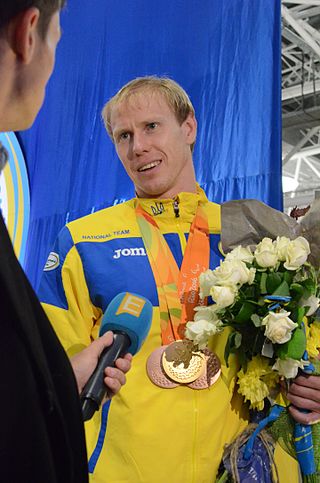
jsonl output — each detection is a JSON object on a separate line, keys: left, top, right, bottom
{"left": 263, "top": 370, "right": 280, "bottom": 390}
{"left": 306, "top": 321, "right": 320, "bottom": 360}
{"left": 237, "top": 356, "right": 273, "bottom": 410}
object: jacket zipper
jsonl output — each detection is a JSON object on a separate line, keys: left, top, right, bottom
{"left": 173, "top": 198, "right": 180, "bottom": 218}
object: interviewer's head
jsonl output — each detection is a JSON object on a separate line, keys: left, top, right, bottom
{"left": 0, "top": 0, "right": 65, "bottom": 132}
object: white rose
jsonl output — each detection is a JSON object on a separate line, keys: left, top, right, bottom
{"left": 272, "top": 357, "right": 308, "bottom": 379}
{"left": 199, "top": 269, "right": 218, "bottom": 298}
{"left": 225, "top": 245, "right": 254, "bottom": 264}
{"left": 254, "top": 238, "right": 278, "bottom": 268}
{"left": 300, "top": 295, "right": 320, "bottom": 316}
{"left": 262, "top": 310, "right": 297, "bottom": 344}
{"left": 210, "top": 285, "right": 237, "bottom": 308}
{"left": 211, "top": 259, "right": 254, "bottom": 288}
{"left": 247, "top": 267, "right": 256, "bottom": 285}
{"left": 275, "top": 236, "right": 291, "bottom": 262}
{"left": 185, "top": 319, "right": 223, "bottom": 349}
{"left": 284, "top": 237, "right": 310, "bottom": 270}
{"left": 194, "top": 305, "right": 220, "bottom": 323}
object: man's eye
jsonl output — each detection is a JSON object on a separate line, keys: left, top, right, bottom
{"left": 146, "top": 122, "right": 157, "bottom": 130}
{"left": 119, "top": 132, "right": 130, "bottom": 141}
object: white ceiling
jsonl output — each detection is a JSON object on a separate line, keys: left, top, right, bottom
{"left": 282, "top": 0, "right": 320, "bottom": 213}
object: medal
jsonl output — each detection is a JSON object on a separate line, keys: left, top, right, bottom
{"left": 146, "top": 341, "right": 221, "bottom": 389}
{"left": 162, "top": 340, "right": 206, "bottom": 384}
{"left": 146, "top": 346, "right": 178, "bottom": 389}
{"left": 188, "top": 348, "right": 221, "bottom": 389}
{"left": 136, "top": 193, "right": 217, "bottom": 390}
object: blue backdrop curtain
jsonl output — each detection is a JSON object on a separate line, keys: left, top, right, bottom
{"left": 18, "top": 0, "right": 282, "bottom": 289}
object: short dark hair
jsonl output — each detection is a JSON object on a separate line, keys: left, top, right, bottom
{"left": 0, "top": 0, "right": 66, "bottom": 38}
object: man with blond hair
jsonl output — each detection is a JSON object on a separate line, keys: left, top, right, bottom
{"left": 40, "top": 76, "right": 319, "bottom": 482}
{"left": 0, "top": 2, "right": 131, "bottom": 481}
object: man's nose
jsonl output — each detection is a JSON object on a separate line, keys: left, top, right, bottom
{"left": 132, "top": 132, "right": 149, "bottom": 156}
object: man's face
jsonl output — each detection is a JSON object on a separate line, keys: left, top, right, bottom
{"left": 24, "top": 11, "right": 61, "bottom": 128}
{"left": 110, "top": 90, "right": 197, "bottom": 199}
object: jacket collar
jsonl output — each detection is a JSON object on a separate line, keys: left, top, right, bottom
{"left": 133, "top": 184, "right": 208, "bottom": 222}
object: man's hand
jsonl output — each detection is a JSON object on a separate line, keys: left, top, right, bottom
{"left": 70, "top": 331, "right": 132, "bottom": 399}
{"left": 286, "top": 373, "right": 320, "bottom": 424}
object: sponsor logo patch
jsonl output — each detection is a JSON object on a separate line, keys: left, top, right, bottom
{"left": 113, "top": 247, "right": 146, "bottom": 259}
{"left": 44, "top": 252, "right": 60, "bottom": 271}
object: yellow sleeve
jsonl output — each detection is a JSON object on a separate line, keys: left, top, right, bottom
{"left": 40, "top": 239, "right": 102, "bottom": 356}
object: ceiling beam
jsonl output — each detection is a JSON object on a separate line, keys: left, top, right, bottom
{"left": 291, "top": 143, "right": 320, "bottom": 158}
{"left": 294, "top": 6, "right": 320, "bottom": 18}
{"left": 282, "top": 125, "right": 320, "bottom": 164}
{"left": 282, "top": 1, "right": 320, "bottom": 6}
{"left": 282, "top": 5, "right": 320, "bottom": 58}
{"left": 282, "top": 27, "right": 317, "bottom": 53}
{"left": 282, "top": 79, "right": 320, "bottom": 99}
{"left": 282, "top": 107, "right": 320, "bottom": 129}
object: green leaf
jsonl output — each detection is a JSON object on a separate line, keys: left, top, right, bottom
{"left": 290, "top": 283, "right": 304, "bottom": 296}
{"left": 242, "top": 285, "right": 255, "bottom": 299}
{"left": 251, "top": 330, "right": 266, "bottom": 355}
{"left": 266, "top": 272, "right": 283, "bottom": 294}
{"left": 297, "top": 306, "right": 307, "bottom": 324}
{"left": 272, "top": 280, "right": 290, "bottom": 297}
{"left": 303, "top": 278, "right": 317, "bottom": 293}
{"left": 260, "top": 272, "right": 268, "bottom": 294}
{"left": 235, "top": 302, "right": 255, "bottom": 323}
{"left": 224, "top": 332, "right": 234, "bottom": 367}
{"left": 238, "top": 348, "right": 247, "bottom": 372}
{"left": 251, "top": 313, "right": 262, "bottom": 327}
{"left": 276, "top": 328, "right": 306, "bottom": 360}
{"left": 224, "top": 331, "right": 243, "bottom": 366}
{"left": 291, "top": 306, "right": 307, "bottom": 325}
{"left": 283, "top": 271, "right": 294, "bottom": 286}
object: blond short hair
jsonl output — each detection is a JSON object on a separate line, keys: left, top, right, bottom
{"left": 102, "top": 76, "right": 195, "bottom": 143}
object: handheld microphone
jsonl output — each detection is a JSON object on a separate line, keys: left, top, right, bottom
{"left": 80, "top": 292, "right": 153, "bottom": 421}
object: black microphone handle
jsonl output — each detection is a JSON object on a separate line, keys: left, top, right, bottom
{"left": 80, "top": 331, "right": 131, "bottom": 421}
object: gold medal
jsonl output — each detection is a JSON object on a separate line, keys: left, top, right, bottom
{"left": 161, "top": 340, "right": 206, "bottom": 384}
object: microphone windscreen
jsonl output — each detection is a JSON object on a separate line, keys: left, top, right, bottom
{"left": 99, "top": 292, "right": 153, "bottom": 355}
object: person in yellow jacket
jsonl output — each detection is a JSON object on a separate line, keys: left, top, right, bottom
{"left": 39, "top": 76, "right": 319, "bottom": 482}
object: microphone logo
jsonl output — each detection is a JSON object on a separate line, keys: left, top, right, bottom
{"left": 115, "top": 293, "right": 146, "bottom": 317}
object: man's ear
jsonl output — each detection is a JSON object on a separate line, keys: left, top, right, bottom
{"left": 182, "top": 113, "right": 197, "bottom": 146}
{"left": 10, "top": 8, "right": 40, "bottom": 64}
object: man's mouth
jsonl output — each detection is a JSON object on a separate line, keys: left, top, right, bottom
{"left": 138, "top": 160, "right": 161, "bottom": 172}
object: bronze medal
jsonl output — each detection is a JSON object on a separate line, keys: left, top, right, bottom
{"left": 188, "top": 348, "right": 221, "bottom": 389}
{"left": 146, "top": 346, "right": 178, "bottom": 388}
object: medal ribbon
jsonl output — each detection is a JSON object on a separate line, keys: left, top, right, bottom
{"left": 135, "top": 198, "right": 209, "bottom": 345}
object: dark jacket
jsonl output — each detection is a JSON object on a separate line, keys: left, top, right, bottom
{"left": 0, "top": 215, "right": 88, "bottom": 483}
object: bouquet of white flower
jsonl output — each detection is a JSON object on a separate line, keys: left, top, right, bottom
{"left": 185, "top": 199, "right": 320, "bottom": 482}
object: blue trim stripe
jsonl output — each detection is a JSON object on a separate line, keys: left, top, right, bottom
{"left": 88, "top": 401, "right": 111, "bottom": 474}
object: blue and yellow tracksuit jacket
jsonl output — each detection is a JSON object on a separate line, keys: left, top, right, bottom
{"left": 39, "top": 188, "right": 297, "bottom": 483}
